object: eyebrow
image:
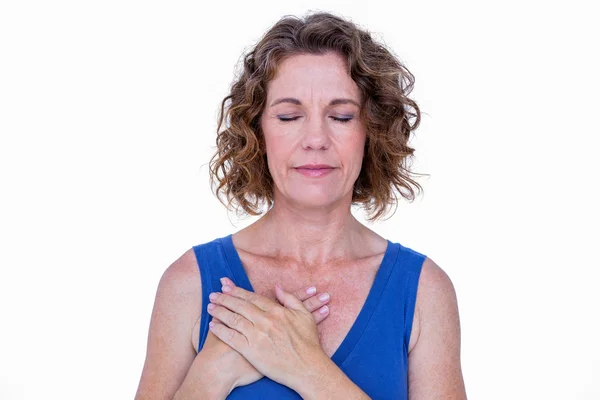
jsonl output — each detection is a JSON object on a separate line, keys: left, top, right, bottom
{"left": 269, "top": 97, "right": 361, "bottom": 108}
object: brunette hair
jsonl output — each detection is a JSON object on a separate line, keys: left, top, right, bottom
{"left": 209, "top": 11, "right": 423, "bottom": 221}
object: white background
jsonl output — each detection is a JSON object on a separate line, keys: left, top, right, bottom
{"left": 1, "top": 0, "right": 598, "bottom": 399}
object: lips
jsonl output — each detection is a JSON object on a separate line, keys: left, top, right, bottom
{"left": 294, "top": 165, "right": 335, "bottom": 177}
{"left": 295, "top": 164, "right": 334, "bottom": 169}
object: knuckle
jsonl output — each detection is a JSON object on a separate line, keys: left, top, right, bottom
{"left": 227, "top": 328, "right": 236, "bottom": 342}
{"left": 240, "top": 303, "right": 252, "bottom": 316}
{"left": 223, "top": 295, "right": 238, "bottom": 310}
{"left": 303, "top": 298, "right": 315, "bottom": 310}
{"left": 234, "top": 297, "right": 247, "bottom": 309}
{"left": 228, "top": 312, "right": 241, "bottom": 326}
{"left": 313, "top": 312, "right": 323, "bottom": 323}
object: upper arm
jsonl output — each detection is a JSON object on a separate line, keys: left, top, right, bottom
{"left": 407, "top": 257, "right": 467, "bottom": 400}
{"left": 135, "top": 248, "right": 202, "bottom": 400}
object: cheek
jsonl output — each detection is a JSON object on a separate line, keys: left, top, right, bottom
{"left": 343, "top": 132, "right": 367, "bottom": 163}
{"left": 264, "top": 136, "right": 291, "bottom": 174}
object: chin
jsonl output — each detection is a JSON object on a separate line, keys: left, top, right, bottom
{"left": 287, "top": 188, "right": 338, "bottom": 208}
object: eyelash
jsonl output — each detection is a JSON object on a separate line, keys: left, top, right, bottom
{"left": 278, "top": 116, "right": 353, "bottom": 123}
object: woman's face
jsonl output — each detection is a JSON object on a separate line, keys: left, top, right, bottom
{"left": 260, "top": 52, "right": 366, "bottom": 210}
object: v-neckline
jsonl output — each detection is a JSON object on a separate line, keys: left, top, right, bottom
{"left": 219, "top": 233, "right": 400, "bottom": 367}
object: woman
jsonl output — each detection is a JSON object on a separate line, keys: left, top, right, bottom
{"left": 136, "top": 12, "right": 466, "bottom": 399}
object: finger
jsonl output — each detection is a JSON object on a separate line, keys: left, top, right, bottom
{"left": 222, "top": 277, "right": 317, "bottom": 305}
{"left": 220, "top": 277, "right": 236, "bottom": 287}
{"left": 207, "top": 303, "right": 253, "bottom": 335}
{"left": 219, "top": 278, "right": 277, "bottom": 313}
{"left": 312, "top": 305, "right": 330, "bottom": 324}
{"left": 209, "top": 320, "right": 248, "bottom": 353}
{"left": 291, "top": 285, "right": 318, "bottom": 301}
{"left": 274, "top": 283, "right": 306, "bottom": 311}
{"left": 210, "top": 291, "right": 265, "bottom": 323}
{"left": 302, "top": 291, "right": 330, "bottom": 312}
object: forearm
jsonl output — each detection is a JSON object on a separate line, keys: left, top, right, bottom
{"left": 173, "top": 352, "right": 233, "bottom": 400}
{"left": 292, "top": 354, "right": 371, "bottom": 400}
{"left": 173, "top": 381, "right": 227, "bottom": 400}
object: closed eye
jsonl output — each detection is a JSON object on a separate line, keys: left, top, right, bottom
{"left": 277, "top": 116, "right": 353, "bottom": 123}
{"left": 331, "top": 116, "right": 353, "bottom": 123}
{"left": 278, "top": 116, "right": 301, "bottom": 122}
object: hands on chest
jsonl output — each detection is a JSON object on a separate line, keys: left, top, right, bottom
{"left": 198, "top": 277, "right": 333, "bottom": 392}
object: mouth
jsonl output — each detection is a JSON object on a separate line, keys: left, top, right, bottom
{"left": 295, "top": 167, "right": 334, "bottom": 170}
{"left": 293, "top": 167, "right": 336, "bottom": 177}
{"left": 294, "top": 164, "right": 335, "bottom": 169}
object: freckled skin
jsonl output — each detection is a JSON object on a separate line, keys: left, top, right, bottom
{"left": 138, "top": 51, "right": 466, "bottom": 400}
{"left": 192, "top": 51, "right": 388, "bottom": 360}
{"left": 228, "top": 52, "right": 391, "bottom": 359}
{"left": 192, "top": 245, "right": 386, "bottom": 358}
{"left": 260, "top": 52, "right": 367, "bottom": 213}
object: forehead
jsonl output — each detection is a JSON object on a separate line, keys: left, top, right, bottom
{"left": 266, "top": 52, "right": 361, "bottom": 102}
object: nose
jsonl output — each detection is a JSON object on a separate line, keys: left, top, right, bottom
{"left": 301, "top": 117, "right": 331, "bottom": 151}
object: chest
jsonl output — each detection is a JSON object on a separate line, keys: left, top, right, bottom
{"left": 240, "top": 255, "right": 382, "bottom": 357}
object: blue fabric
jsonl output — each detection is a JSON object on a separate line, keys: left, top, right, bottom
{"left": 192, "top": 234, "right": 425, "bottom": 399}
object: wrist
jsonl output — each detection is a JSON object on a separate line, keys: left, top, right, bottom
{"left": 289, "top": 351, "right": 336, "bottom": 398}
{"left": 174, "top": 375, "right": 229, "bottom": 400}
{"left": 175, "top": 351, "right": 233, "bottom": 400}
{"left": 291, "top": 352, "right": 370, "bottom": 400}
{"left": 200, "top": 356, "right": 238, "bottom": 399}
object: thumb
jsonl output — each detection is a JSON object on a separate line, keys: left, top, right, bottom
{"left": 274, "top": 283, "right": 305, "bottom": 310}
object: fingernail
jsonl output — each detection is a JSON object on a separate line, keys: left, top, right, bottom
{"left": 207, "top": 304, "right": 215, "bottom": 311}
{"left": 306, "top": 286, "right": 317, "bottom": 295}
{"left": 222, "top": 285, "right": 232, "bottom": 293}
{"left": 220, "top": 278, "right": 226, "bottom": 285}
{"left": 319, "top": 293, "right": 330, "bottom": 302}
{"left": 319, "top": 305, "right": 329, "bottom": 315}
{"left": 209, "top": 292, "right": 219, "bottom": 301}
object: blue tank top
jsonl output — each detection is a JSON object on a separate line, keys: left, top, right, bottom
{"left": 192, "top": 234, "right": 425, "bottom": 399}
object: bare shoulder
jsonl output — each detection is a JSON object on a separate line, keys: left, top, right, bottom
{"left": 157, "top": 248, "right": 202, "bottom": 302}
{"left": 135, "top": 248, "right": 202, "bottom": 400}
{"left": 408, "top": 258, "right": 457, "bottom": 351}
{"left": 416, "top": 257, "right": 458, "bottom": 323}
{"left": 408, "top": 257, "right": 466, "bottom": 399}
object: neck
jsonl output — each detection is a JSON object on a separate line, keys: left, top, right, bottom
{"left": 245, "top": 199, "right": 369, "bottom": 269}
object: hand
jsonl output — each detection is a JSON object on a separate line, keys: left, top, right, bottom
{"left": 207, "top": 279, "right": 329, "bottom": 389}
{"left": 200, "top": 277, "right": 331, "bottom": 392}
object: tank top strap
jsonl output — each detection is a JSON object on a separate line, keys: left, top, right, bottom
{"left": 192, "top": 235, "right": 236, "bottom": 352}
{"left": 393, "top": 242, "right": 426, "bottom": 352}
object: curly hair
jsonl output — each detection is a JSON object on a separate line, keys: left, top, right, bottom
{"left": 209, "top": 11, "right": 424, "bottom": 221}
